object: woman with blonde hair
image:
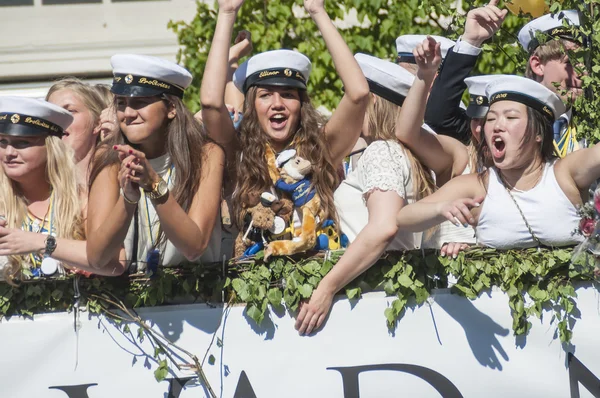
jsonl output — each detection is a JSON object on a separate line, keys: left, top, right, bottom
{"left": 46, "top": 78, "right": 112, "bottom": 186}
{"left": 87, "top": 54, "right": 223, "bottom": 272}
{"left": 295, "top": 54, "right": 437, "bottom": 335}
{"left": 0, "top": 97, "right": 124, "bottom": 282}
{"left": 201, "top": 0, "right": 369, "bottom": 258}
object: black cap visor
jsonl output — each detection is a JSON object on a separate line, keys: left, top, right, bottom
{"left": 0, "top": 114, "right": 64, "bottom": 137}
{"left": 243, "top": 68, "right": 307, "bottom": 93}
{"left": 251, "top": 77, "right": 306, "bottom": 92}
{"left": 466, "top": 105, "right": 489, "bottom": 119}
{"left": 110, "top": 74, "right": 185, "bottom": 98}
{"left": 111, "top": 84, "right": 166, "bottom": 98}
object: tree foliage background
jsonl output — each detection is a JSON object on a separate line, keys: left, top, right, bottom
{"left": 169, "top": 0, "right": 599, "bottom": 142}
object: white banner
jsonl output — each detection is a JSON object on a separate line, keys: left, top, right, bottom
{"left": 1, "top": 287, "right": 600, "bottom": 397}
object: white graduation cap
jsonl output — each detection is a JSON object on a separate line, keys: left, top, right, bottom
{"left": 0, "top": 96, "right": 73, "bottom": 138}
{"left": 355, "top": 53, "right": 415, "bottom": 106}
{"left": 518, "top": 10, "right": 580, "bottom": 52}
{"left": 276, "top": 149, "right": 297, "bottom": 168}
{"left": 485, "top": 75, "right": 566, "bottom": 121}
{"left": 464, "top": 74, "right": 511, "bottom": 119}
{"left": 233, "top": 50, "right": 312, "bottom": 94}
{"left": 395, "top": 35, "right": 455, "bottom": 63}
{"left": 111, "top": 54, "right": 192, "bottom": 98}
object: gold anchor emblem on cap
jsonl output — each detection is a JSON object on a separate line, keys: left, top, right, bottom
{"left": 284, "top": 69, "right": 292, "bottom": 77}
{"left": 125, "top": 74, "right": 133, "bottom": 84}
{"left": 476, "top": 96, "right": 484, "bottom": 105}
{"left": 10, "top": 114, "right": 20, "bottom": 124}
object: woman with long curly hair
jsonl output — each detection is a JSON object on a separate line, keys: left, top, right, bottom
{"left": 0, "top": 97, "right": 124, "bottom": 282}
{"left": 201, "top": 0, "right": 369, "bottom": 258}
{"left": 87, "top": 55, "right": 223, "bottom": 272}
{"left": 294, "top": 53, "right": 438, "bottom": 335}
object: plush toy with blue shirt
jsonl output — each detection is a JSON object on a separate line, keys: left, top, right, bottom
{"left": 265, "top": 149, "right": 325, "bottom": 260}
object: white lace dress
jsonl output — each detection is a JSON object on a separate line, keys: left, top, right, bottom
{"left": 334, "top": 140, "right": 422, "bottom": 250}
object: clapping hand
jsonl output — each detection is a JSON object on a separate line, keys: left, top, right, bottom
{"left": 114, "top": 145, "right": 161, "bottom": 202}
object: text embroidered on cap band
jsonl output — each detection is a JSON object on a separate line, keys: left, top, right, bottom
{"left": 0, "top": 112, "right": 64, "bottom": 137}
{"left": 243, "top": 68, "right": 307, "bottom": 92}
{"left": 112, "top": 74, "right": 185, "bottom": 98}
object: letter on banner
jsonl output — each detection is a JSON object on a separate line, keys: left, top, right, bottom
{"left": 328, "top": 364, "right": 464, "bottom": 398}
{"left": 568, "top": 353, "right": 600, "bottom": 398}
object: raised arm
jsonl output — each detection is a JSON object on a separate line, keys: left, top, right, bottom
{"left": 396, "top": 173, "right": 485, "bottom": 232}
{"left": 424, "top": 0, "right": 507, "bottom": 143}
{"left": 395, "top": 37, "right": 469, "bottom": 185}
{"left": 200, "top": 0, "right": 245, "bottom": 158}
{"left": 225, "top": 30, "right": 252, "bottom": 112}
{"left": 304, "top": 0, "right": 370, "bottom": 167}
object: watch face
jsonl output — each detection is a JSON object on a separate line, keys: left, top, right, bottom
{"left": 158, "top": 180, "right": 168, "bottom": 195}
{"left": 45, "top": 235, "right": 57, "bottom": 252}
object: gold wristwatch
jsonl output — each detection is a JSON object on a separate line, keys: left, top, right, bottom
{"left": 144, "top": 179, "right": 169, "bottom": 200}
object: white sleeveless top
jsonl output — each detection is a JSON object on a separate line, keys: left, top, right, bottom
{"left": 476, "top": 162, "right": 582, "bottom": 249}
{"left": 423, "top": 163, "right": 477, "bottom": 248}
{"left": 124, "top": 154, "right": 221, "bottom": 267}
{"left": 334, "top": 140, "right": 421, "bottom": 250}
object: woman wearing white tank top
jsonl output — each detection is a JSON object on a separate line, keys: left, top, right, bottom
{"left": 396, "top": 72, "right": 593, "bottom": 250}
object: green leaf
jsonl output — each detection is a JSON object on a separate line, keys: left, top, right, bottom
{"left": 154, "top": 360, "right": 169, "bottom": 382}
{"left": 397, "top": 274, "right": 413, "bottom": 288}
{"left": 382, "top": 279, "right": 395, "bottom": 295}
{"left": 319, "top": 260, "right": 333, "bottom": 276}
{"left": 413, "top": 287, "right": 429, "bottom": 305}
{"left": 246, "top": 304, "right": 265, "bottom": 325}
{"left": 208, "top": 354, "right": 215, "bottom": 365}
{"left": 345, "top": 287, "right": 361, "bottom": 300}
{"left": 384, "top": 307, "right": 395, "bottom": 328}
{"left": 298, "top": 284, "right": 314, "bottom": 299}
{"left": 267, "top": 288, "right": 283, "bottom": 308}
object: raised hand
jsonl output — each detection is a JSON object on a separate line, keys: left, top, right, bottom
{"left": 438, "top": 196, "right": 484, "bottom": 227}
{"left": 414, "top": 36, "right": 442, "bottom": 81}
{"left": 304, "top": 0, "right": 325, "bottom": 16}
{"left": 229, "top": 30, "right": 253, "bottom": 64}
{"left": 463, "top": 0, "right": 508, "bottom": 47}
{"left": 218, "top": 0, "right": 245, "bottom": 14}
{"left": 96, "top": 105, "right": 119, "bottom": 141}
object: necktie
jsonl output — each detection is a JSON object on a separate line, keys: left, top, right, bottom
{"left": 553, "top": 117, "right": 568, "bottom": 143}
{"left": 553, "top": 117, "right": 572, "bottom": 158}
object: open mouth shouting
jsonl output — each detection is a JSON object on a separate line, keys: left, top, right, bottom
{"left": 269, "top": 113, "right": 288, "bottom": 130}
{"left": 491, "top": 136, "right": 506, "bottom": 159}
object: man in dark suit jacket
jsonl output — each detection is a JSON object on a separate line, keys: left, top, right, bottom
{"left": 424, "top": 0, "right": 507, "bottom": 145}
